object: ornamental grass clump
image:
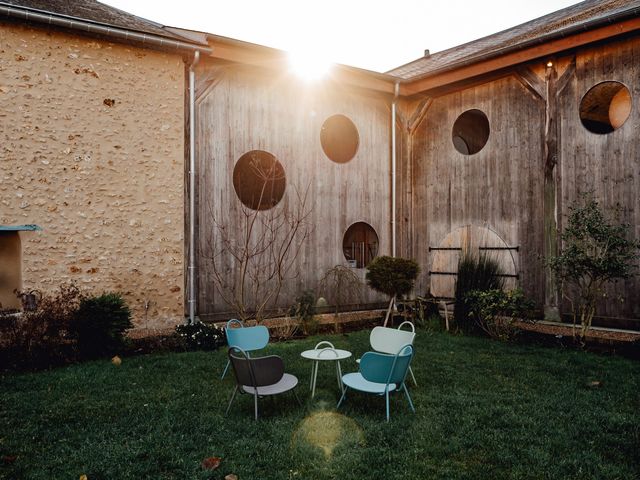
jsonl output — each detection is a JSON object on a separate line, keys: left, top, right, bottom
{"left": 454, "top": 252, "right": 504, "bottom": 334}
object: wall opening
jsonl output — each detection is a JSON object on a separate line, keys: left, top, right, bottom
{"left": 342, "top": 222, "right": 378, "bottom": 268}
{"left": 452, "top": 109, "right": 490, "bottom": 155}
{"left": 580, "top": 81, "right": 631, "bottom": 134}
{"left": 0, "top": 232, "right": 22, "bottom": 310}
{"left": 320, "top": 114, "right": 359, "bottom": 163}
{"left": 233, "top": 150, "right": 286, "bottom": 210}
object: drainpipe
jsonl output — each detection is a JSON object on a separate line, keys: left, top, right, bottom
{"left": 391, "top": 81, "right": 399, "bottom": 258}
{"left": 188, "top": 51, "right": 200, "bottom": 324}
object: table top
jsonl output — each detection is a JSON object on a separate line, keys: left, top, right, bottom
{"left": 301, "top": 348, "right": 352, "bottom": 361}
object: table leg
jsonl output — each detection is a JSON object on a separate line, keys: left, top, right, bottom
{"left": 309, "top": 361, "right": 315, "bottom": 391}
{"left": 336, "top": 361, "right": 344, "bottom": 392}
{"left": 311, "top": 361, "right": 319, "bottom": 398}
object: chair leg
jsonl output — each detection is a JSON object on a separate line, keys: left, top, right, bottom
{"left": 336, "top": 386, "right": 348, "bottom": 409}
{"left": 409, "top": 365, "right": 418, "bottom": 386}
{"left": 225, "top": 385, "right": 238, "bottom": 415}
{"left": 221, "top": 359, "right": 230, "bottom": 379}
{"left": 402, "top": 383, "right": 416, "bottom": 413}
{"left": 293, "top": 387, "right": 302, "bottom": 406}
{"left": 385, "top": 391, "right": 390, "bottom": 422}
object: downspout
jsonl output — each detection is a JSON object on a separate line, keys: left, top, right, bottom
{"left": 391, "top": 81, "right": 400, "bottom": 258}
{"left": 188, "top": 51, "right": 200, "bottom": 324}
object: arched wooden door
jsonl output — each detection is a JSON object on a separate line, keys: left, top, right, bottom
{"left": 429, "top": 225, "right": 518, "bottom": 298}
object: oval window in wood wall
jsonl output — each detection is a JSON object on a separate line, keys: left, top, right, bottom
{"left": 233, "top": 150, "right": 286, "bottom": 210}
{"left": 452, "top": 109, "right": 490, "bottom": 155}
{"left": 343, "top": 222, "right": 379, "bottom": 268}
{"left": 320, "top": 114, "right": 360, "bottom": 163}
{"left": 580, "top": 81, "right": 631, "bottom": 134}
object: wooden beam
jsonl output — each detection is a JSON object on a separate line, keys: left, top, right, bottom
{"left": 515, "top": 67, "right": 546, "bottom": 101}
{"left": 401, "top": 17, "right": 640, "bottom": 96}
{"left": 205, "top": 39, "right": 395, "bottom": 95}
{"left": 543, "top": 61, "right": 560, "bottom": 320}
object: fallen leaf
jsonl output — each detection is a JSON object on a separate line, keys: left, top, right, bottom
{"left": 111, "top": 356, "right": 122, "bottom": 366}
{"left": 1, "top": 455, "right": 17, "bottom": 464}
{"left": 225, "top": 474, "right": 238, "bottom": 480}
{"left": 201, "top": 457, "right": 222, "bottom": 470}
{"left": 79, "top": 475, "right": 88, "bottom": 480}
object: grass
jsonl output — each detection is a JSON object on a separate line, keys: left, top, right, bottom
{"left": 1, "top": 329, "right": 639, "bottom": 479}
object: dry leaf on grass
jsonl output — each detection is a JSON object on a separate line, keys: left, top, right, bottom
{"left": 201, "top": 456, "right": 222, "bottom": 470}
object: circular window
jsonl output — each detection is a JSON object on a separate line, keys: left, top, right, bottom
{"left": 452, "top": 109, "right": 490, "bottom": 155}
{"left": 320, "top": 114, "right": 359, "bottom": 163}
{"left": 233, "top": 150, "right": 285, "bottom": 210}
{"left": 580, "top": 81, "right": 631, "bottom": 134}
{"left": 343, "top": 222, "right": 379, "bottom": 268}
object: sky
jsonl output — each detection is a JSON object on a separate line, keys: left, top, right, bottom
{"left": 102, "top": 0, "right": 581, "bottom": 73}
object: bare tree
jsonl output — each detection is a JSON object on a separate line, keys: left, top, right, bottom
{"left": 206, "top": 155, "right": 314, "bottom": 323}
{"left": 318, "top": 265, "right": 362, "bottom": 332}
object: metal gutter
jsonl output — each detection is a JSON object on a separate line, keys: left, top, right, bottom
{"left": 0, "top": 3, "right": 211, "bottom": 53}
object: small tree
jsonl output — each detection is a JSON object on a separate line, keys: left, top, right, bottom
{"left": 548, "top": 195, "right": 639, "bottom": 341}
{"left": 207, "top": 157, "right": 314, "bottom": 323}
{"left": 365, "top": 256, "right": 419, "bottom": 327}
{"left": 318, "top": 265, "right": 362, "bottom": 332}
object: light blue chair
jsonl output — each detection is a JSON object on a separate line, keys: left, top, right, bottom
{"left": 221, "top": 319, "right": 269, "bottom": 379}
{"left": 337, "top": 344, "right": 415, "bottom": 422}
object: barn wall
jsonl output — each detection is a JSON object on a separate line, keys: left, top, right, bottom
{"left": 0, "top": 22, "right": 185, "bottom": 329}
{"left": 558, "top": 35, "right": 640, "bottom": 321}
{"left": 195, "top": 63, "right": 392, "bottom": 319}
{"left": 408, "top": 75, "right": 546, "bottom": 305}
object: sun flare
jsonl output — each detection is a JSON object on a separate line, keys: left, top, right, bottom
{"left": 288, "top": 48, "right": 333, "bottom": 81}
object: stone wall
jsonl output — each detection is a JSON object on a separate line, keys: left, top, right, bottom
{"left": 0, "top": 22, "right": 185, "bottom": 330}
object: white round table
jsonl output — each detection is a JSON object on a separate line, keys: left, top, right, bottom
{"left": 300, "top": 341, "right": 352, "bottom": 398}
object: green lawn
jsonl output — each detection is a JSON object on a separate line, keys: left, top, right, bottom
{"left": 1, "top": 329, "right": 639, "bottom": 479}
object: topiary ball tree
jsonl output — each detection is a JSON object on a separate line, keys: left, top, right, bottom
{"left": 366, "top": 256, "right": 419, "bottom": 326}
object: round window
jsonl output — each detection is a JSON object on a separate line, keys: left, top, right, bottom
{"left": 320, "top": 114, "right": 359, "bottom": 163}
{"left": 580, "top": 81, "right": 631, "bottom": 134}
{"left": 343, "top": 222, "right": 379, "bottom": 268}
{"left": 452, "top": 109, "right": 490, "bottom": 155}
{"left": 232, "top": 150, "right": 285, "bottom": 210}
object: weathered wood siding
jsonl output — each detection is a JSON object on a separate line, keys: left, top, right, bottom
{"left": 195, "top": 63, "right": 391, "bottom": 318}
{"left": 408, "top": 75, "right": 546, "bottom": 305}
{"left": 558, "top": 36, "right": 640, "bottom": 321}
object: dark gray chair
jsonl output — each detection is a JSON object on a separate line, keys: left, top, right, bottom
{"left": 226, "top": 347, "right": 300, "bottom": 420}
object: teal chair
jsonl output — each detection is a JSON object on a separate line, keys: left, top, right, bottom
{"left": 221, "top": 319, "right": 269, "bottom": 379}
{"left": 337, "top": 344, "right": 415, "bottom": 422}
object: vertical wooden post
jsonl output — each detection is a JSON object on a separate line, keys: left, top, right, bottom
{"left": 543, "top": 61, "right": 559, "bottom": 320}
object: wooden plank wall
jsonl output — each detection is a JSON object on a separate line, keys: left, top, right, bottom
{"left": 194, "top": 62, "right": 392, "bottom": 318}
{"left": 558, "top": 36, "right": 640, "bottom": 321}
{"left": 407, "top": 75, "right": 546, "bottom": 305}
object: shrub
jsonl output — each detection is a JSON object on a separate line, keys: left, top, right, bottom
{"left": 175, "top": 322, "right": 225, "bottom": 351}
{"left": 0, "top": 284, "right": 85, "bottom": 370}
{"left": 548, "top": 195, "right": 640, "bottom": 341}
{"left": 465, "top": 288, "right": 536, "bottom": 340}
{"left": 72, "top": 293, "right": 132, "bottom": 358}
{"left": 454, "top": 252, "right": 504, "bottom": 333}
{"left": 366, "top": 256, "right": 419, "bottom": 325}
{"left": 290, "top": 290, "right": 317, "bottom": 335}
